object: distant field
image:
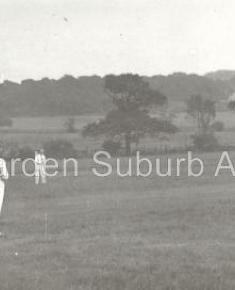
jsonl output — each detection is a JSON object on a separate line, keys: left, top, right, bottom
{"left": 10, "top": 115, "right": 103, "bottom": 132}
{"left": 6, "top": 111, "right": 235, "bottom": 131}
{"left": 0, "top": 115, "right": 104, "bottom": 150}
{"left": 2, "top": 152, "right": 235, "bottom": 289}
{"left": 174, "top": 111, "right": 235, "bottom": 129}
{"left": 0, "top": 113, "right": 234, "bottom": 151}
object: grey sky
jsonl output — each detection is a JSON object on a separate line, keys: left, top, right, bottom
{"left": 0, "top": 0, "right": 235, "bottom": 82}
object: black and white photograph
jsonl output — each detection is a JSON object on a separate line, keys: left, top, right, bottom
{"left": 1, "top": 0, "right": 235, "bottom": 289}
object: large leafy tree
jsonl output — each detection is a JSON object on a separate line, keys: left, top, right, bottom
{"left": 186, "top": 94, "right": 216, "bottom": 133}
{"left": 228, "top": 95, "right": 235, "bottom": 111}
{"left": 82, "top": 74, "right": 177, "bottom": 155}
{"left": 186, "top": 94, "right": 218, "bottom": 151}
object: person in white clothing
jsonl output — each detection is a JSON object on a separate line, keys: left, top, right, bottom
{"left": 0, "top": 157, "right": 9, "bottom": 215}
{"left": 0, "top": 150, "right": 9, "bottom": 237}
{"left": 35, "top": 149, "right": 47, "bottom": 184}
{"left": 0, "top": 154, "right": 9, "bottom": 214}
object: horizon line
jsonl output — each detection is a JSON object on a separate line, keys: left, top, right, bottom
{"left": 1, "top": 69, "right": 234, "bottom": 85}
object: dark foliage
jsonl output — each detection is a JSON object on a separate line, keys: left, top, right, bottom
{"left": 83, "top": 74, "right": 177, "bottom": 155}
{"left": 191, "top": 133, "right": 219, "bottom": 151}
{"left": 228, "top": 100, "right": 235, "bottom": 111}
{"left": 186, "top": 94, "right": 216, "bottom": 133}
{"left": 64, "top": 117, "right": 76, "bottom": 133}
{"left": 18, "top": 146, "right": 35, "bottom": 160}
{"left": 211, "top": 121, "right": 225, "bottom": 132}
{"left": 0, "top": 76, "right": 110, "bottom": 116}
{"left": 0, "top": 72, "right": 233, "bottom": 117}
{"left": 2, "top": 142, "right": 19, "bottom": 160}
{"left": 0, "top": 116, "right": 13, "bottom": 127}
{"left": 102, "top": 139, "right": 121, "bottom": 156}
{"left": 43, "top": 139, "right": 77, "bottom": 159}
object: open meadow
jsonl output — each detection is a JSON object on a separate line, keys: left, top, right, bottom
{"left": 4, "top": 1, "right": 235, "bottom": 289}
{"left": 0, "top": 112, "right": 235, "bottom": 152}
{"left": 1, "top": 152, "right": 235, "bottom": 289}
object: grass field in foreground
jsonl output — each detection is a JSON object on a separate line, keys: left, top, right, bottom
{"left": 1, "top": 152, "right": 235, "bottom": 289}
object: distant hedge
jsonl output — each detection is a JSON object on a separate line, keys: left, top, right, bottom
{"left": 43, "top": 139, "right": 77, "bottom": 159}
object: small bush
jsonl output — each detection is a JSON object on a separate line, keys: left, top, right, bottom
{"left": 102, "top": 139, "right": 121, "bottom": 156}
{"left": 0, "top": 116, "right": 13, "bottom": 127}
{"left": 191, "top": 132, "right": 218, "bottom": 151}
{"left": 64, "top": 117, "right": 76, "bottom": 133}
{"left": 0, "top": 142, "right": 34, "bottom": 160}
{"left": 44, "top": 139, "right": 77, "bottom": 159}
{"left": 228, "top": 100, "right": 235, "bottom": 110}
{"left": 3, "top": 142, "right": 20, "bottom": 160}
{"left": 18, "top": 146, "right": 35, "bottom": 160}
{"left": 211, "top": 121, "right": 225, "bottom": 132}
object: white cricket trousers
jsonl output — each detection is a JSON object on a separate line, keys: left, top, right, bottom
{"left": 35, "top": 165, "right": 46, "bottom": 184}
{"left": 0, "top": 180, "right": 5, "bottom": 214}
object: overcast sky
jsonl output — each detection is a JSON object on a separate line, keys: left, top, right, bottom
{"left": 1, "top": 0, "right": 235, "bottom": 82}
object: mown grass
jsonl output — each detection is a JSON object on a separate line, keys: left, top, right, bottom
{"left": 1, "top": 152, "right": 235, "bottom": 289}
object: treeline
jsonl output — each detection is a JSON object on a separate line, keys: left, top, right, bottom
{"left": 0, "top": 75, "right": 111, "bottom": 116}
{"left": 0, "top": 72, "right": 234, "bottom": 116}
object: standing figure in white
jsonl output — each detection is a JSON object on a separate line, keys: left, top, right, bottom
{"left": 35, "top": 149, "right": 47, "bottom": 184}
{"left": 0, "top": 152, "right": 9, "bottom": 236}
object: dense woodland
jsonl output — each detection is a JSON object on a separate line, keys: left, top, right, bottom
{"left": 0, "top": 70, "right": 235, "bottom": 116}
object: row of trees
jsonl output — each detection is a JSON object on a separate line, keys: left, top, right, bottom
{"left": 81, "top": 74, "right": 229, "bottom": 155}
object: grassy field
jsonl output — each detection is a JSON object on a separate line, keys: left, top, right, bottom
{"left": 7, "top": 111, "right": 235, "bottom": 132}
{"left": 1, "top": 152, "right": 235, "bottom": 289}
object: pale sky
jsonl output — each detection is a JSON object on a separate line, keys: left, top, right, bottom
{"left": 1, "top": 0, "right": 235, "bottom": 82}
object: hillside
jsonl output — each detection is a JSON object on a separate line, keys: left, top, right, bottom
{"left": 205, "top": 70, "right": 235, "bottom": 81}
{"left": 0, "top": 72, "right": 234, "bottom": 116}
{"left": 146, "top": 72, "right": 232, "bottom": 102}
{"left": 0, "top": 75, "right": 111, "bottom": 116}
